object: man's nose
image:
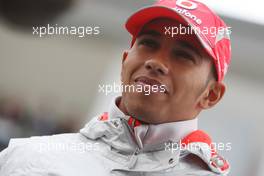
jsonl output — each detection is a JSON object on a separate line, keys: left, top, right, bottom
{"left": 144, "top": 59, "right": 169, "bottom": 76}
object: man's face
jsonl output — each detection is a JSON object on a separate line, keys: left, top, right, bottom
{"left": 120, "top": 18, "right": 214, "bottom": 124}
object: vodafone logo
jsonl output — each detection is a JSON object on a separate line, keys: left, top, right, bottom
{"left": 174, "top": 0, "right": 202, "bottom": 25}
{"left": 176, "top": 0, "right": 198, "bottom": 10}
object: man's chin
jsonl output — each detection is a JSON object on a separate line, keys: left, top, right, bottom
{"left": 133, "top": 113, "right": 164, "bottom": 125}
{"left": 123, "top": 94, "right": 165, "bottom": 123}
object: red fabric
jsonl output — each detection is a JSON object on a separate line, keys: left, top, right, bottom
{"left": 181, "top": 130, "right": 229, "bottom": 172}
{"left": 99, "top": 112, "right": 108, "bottom": 121}
{"left": 134, "top": 119, "right": 142, "bottom": 127}
{"left": 128, "top": 117, "right": 142, "bottom": 129}
{"left": 128, "top": 117, "right": 133, "bottom": 126}
{"left": 181, "top": 130, "right": 212, "bottom": 147}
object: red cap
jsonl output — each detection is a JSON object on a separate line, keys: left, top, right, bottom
{"left": 125, "top": 0, "right": 231, "bottom": 82}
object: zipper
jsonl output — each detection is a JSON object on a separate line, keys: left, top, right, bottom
{"left": 127, "top": 147, "right": 140, "bottom": 169}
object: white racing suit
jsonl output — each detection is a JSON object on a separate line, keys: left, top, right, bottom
{"left": 0, "top": 97, "right": 230, "bottom": 176}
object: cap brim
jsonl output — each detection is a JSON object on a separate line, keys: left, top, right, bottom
{"left": 125, "top": 6, "right": 189, "bottom": 36}
{"left": 125, "top": 6, "right": 212, "bottom": 51}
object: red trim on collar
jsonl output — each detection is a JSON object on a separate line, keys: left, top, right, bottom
{"left": 181, "top": 130, "right": 214, "bottom": 153}
{"left": 99, "top": 112, "right": 109, "bottom": 121}
{"left": 128, "top": 117, "right": 142, "bottom": 129}
{"left": 181, "top": 130, "right": 230, "bottom": 172}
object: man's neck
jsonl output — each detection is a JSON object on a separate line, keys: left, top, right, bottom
{"left": 117, "top": 97, "right": 129, "bottom": 116}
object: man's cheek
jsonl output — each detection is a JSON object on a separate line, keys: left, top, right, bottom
{"left": 122, "top": 60, "right": 137, "bottom": 83}
{"left": 121, "top": 59, "right": 131, "bottom": 82}
{"left": 121, "top": 65, "right": 132, "bottom": 85}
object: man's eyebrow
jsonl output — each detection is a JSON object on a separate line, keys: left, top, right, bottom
{"left": 137, "top": 30, "right": 162, "bottom": 38}
{"left": 176, "top": 40, "right": 202, "bottom": 57}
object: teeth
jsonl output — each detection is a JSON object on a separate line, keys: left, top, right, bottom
{"left": 138, "top": 80, "right": 151, "bottom": 86}
{"left": 136, "top": 78, "right": 160, "bottom": 86}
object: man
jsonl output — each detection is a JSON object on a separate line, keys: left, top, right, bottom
{"left": 0, "top": 0, "right": 231, "bottom": 175}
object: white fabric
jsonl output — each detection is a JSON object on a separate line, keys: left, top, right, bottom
{"left": 0, "top": 96, "right": 228, "bottom": 176}
{"left": 109, "top": 97, "right": 198, "bottom": 149}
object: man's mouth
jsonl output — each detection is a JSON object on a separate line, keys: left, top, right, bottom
{"left": 134, "top": 76, "right": 169, "bottom": 94}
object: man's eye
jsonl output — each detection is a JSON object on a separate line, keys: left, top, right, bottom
{"left": 173, "top": 50, "right": 195, "bottom": 63}
{"left": 138, "top": 39, "right": 158, "bottom": 49}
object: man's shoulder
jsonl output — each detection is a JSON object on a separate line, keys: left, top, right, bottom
{"left": 11, "top": 132, "right": 77, "bottom": 143}
{"left": 3, "top": 133, "right": 83, "bottom": 153}
{"left": 179, "top": 130, "right": 230, "bottom": 175}
{"left": 0, "top": 132, "right": 101, "bottom": 175}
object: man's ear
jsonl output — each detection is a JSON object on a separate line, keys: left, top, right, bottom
{"left": 198, "top": 82, "right": 226, "bottom": 109}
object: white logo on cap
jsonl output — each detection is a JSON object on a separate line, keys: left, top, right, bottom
{"left": 173, "top": 6, "right": 202, "bottom": 25}
{"left": 173, "top": 0, "right": 201, "bottom": 25}
{"left": 176, "top": 0, "right": 198, "bottom": 10}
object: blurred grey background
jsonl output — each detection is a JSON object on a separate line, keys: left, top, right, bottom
{"left": 0, "top": 0, "right": 264, "bottom": 175}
